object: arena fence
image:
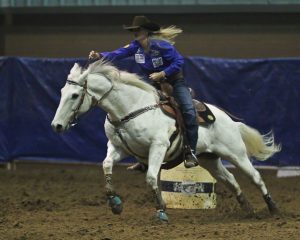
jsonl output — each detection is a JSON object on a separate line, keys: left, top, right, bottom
{"left": 0, "top": 56, "right": 299, "bottom": 168}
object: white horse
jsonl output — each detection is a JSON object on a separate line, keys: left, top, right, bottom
{"left": 52, "top": 60, "right": 281, "bottom": 221}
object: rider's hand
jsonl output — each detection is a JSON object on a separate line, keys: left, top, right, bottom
{"left": 149, "top": 71, "right": 166, "bottom": 82}
{"left": 89, "top": 50, "right": 100, "bottom": 60}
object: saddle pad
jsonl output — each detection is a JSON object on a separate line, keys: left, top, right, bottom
{"left": 193, "top": 100, "right": 216, "bottom": 125}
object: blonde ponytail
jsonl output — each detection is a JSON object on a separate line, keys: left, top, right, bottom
{"left": 150, "top": 25, "right": 182, "bottom": 45}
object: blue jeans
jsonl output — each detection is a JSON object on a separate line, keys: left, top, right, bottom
{"left": 171, "top": 79, "right": 199, "bottom": 153}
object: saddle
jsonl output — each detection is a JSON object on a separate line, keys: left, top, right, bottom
{"left": 159, "top": 92, "right": 215, "bottom": 126}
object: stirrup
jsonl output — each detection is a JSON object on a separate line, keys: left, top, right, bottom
{"left": 184, "top": 151, "right": 198, "bottom": 168}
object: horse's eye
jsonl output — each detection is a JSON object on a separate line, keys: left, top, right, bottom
{"left": 72, "top": 94, "right": 79, "bottom": 99}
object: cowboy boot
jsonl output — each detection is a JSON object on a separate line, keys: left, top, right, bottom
{"left": 184, "top": 150, "right": 198, "bottom": 168}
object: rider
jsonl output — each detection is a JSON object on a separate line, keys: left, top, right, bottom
{"left": 89, "top": 16, "right": 199, "bottom": 168}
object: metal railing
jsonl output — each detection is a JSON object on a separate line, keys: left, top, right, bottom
{"left": 1, "top": 0, "right": 300, "bottom": 8}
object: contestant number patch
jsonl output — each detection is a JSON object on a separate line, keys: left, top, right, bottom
{"left": 135, "top": 54, "right": 145, "bottom": 63}
{"left": 152, "top": 57, "right": 163, "bottom": 68}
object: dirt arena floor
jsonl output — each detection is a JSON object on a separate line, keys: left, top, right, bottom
{"left": 0, "top": 163, "right": 299, "bottom": 240}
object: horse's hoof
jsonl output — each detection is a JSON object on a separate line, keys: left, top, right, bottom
{"left": 127, "top": 162, "right": 148, "bottom": 172}
{"left": 237, "top": 193, "right": 255, "bottom": 215}
{"left": 269, "top": 205, "right": 280, "bottom": 216}
{"left": 108, "top": 195, "right": 123, "bottom": 215}
{"left": 156, "top": 210, "right": 169, "bottom": 222}
{"left": 263, "top": 193, "right": 280, "bottom": 216}
{"left": 245, "top": 211, "right": 257, "bottom": 219}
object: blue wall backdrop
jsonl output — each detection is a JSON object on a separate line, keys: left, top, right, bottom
{"left": 0, "top": 57, "right": 299, "bottom": 166}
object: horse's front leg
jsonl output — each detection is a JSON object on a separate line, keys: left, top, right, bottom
{"left": 103, "top": 141, "right": 128, "bottom": 214}
{"left": 146, "top": 142, "right": 169, "bottom": 222}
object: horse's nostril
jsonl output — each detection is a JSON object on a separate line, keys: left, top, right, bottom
{"left": 56, "top": 124, "right": 63, "bottom": 131}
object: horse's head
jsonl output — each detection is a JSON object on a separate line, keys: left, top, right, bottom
{"left": 51, "top": 63, "right": 92, "bottom": 132}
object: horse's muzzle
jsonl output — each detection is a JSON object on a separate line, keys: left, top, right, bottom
{"left": 51, "top": 122, "right": 64, "bottom": 133}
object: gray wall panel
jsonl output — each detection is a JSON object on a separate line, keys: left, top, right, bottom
{"left": 2, "top": 13, "right": 300, "bottom": 58}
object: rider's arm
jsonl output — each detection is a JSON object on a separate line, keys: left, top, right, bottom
{"left": 100, "top": 41, "right": 138, "bottom": 61}
{"left": 160, "top": 42, "right": 184, "bottom": 77}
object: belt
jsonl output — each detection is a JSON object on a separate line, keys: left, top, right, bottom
{"left": 166, "top": 71, "right": 183, "bottom": 82}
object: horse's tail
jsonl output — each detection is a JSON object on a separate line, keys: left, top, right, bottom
{"left": 238, "top": 123, "right": 281, "bottom": 161}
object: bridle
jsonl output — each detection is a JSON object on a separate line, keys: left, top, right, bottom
{"left": 66, "top": 75, "right": 113, "bottom": 127}
{"left": 66, "top": 79, "right": 87, "bottom": 127}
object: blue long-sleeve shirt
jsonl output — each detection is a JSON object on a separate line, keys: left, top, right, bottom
{"left": 100, "top": 39, "right": 184, "bottom": 77}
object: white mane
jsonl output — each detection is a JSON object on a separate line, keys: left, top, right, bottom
{"left": 87, "top": 60, "right": 157, "bottom": 95}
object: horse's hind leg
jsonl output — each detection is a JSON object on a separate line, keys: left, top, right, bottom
{"left": 200, "top": 156, "right": 255, "bottom": 215}
{"left": 200, "top": 157, "right": 242, "bottom": 196}
{"left": 233, "top": 154, "right": 279, "bottom": 215}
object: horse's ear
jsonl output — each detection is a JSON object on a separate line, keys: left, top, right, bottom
{"left": 71, "top": 63, "right": 81, "bottom": 74}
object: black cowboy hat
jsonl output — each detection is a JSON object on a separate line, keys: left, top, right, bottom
{"left": 123, "top": 16, "right": 160, "bottom": 32}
